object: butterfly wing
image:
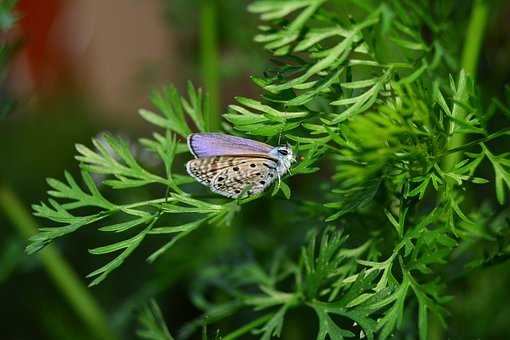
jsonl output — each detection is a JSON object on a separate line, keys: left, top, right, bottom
{"left": 186, "top": 156, "right": 243, "bottom": 186}
{"left": 187, "top": 133, "right": 273, "bottom": 158}
{"left": 186, "top": 156, "right": 279, "bottom": 198}
{"left": 211, "top": 157, "right": 279, "bottom": 198}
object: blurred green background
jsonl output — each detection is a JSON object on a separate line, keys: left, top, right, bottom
{"left": 1, "top": 0, "right": 510, "bottom": 339}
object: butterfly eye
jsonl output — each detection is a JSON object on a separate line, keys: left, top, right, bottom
{"left": 278, "top": 149, "right": 289, "bottom": 156}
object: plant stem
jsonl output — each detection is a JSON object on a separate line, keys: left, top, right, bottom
{"left": 461, "top": 0, "right": 489, "bottom": 75}
{"left": 0, "top": 185, "right": 117, "bottom": 340}
{"left": 443, "top": 0, "right": 489, "bottom": 170}
{"left": 222, "top": 313, "right": 273, "bottom": 340}
{"left": 200, "top": 0, "right": 221, "bottom": 131}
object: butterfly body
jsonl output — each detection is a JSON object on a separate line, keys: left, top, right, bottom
{"left": 186, "top": 133, "right": 294, "bottom": 198}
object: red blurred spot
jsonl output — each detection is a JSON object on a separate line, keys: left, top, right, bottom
{"left": 15, "top": 0, "right": 71, "bottom": 92}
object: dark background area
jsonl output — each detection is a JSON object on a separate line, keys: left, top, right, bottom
{"left": 1, "top": 1, "right": 510, "bottom": 339}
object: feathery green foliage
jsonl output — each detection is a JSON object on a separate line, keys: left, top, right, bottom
{"left": 137, "top": 300, "right": 175, "bottom": 340}
{"left": 27, "top": 83, "right": 245, "bottom": 286}
{"left": 27, "top": 0, "right": 510, "bottom": 339}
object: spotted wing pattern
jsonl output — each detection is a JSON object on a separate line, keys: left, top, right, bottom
{"left": 186, "top": 156, "right": 279, "bottom": 198}
{"left": 186, "top": 156, "right": 239, "bottom": 186}
{"left": 211, "top": 157, "right": 278, "bottom": 198}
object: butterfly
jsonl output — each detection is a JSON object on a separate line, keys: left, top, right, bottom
{"left": 185, "top": 133, "right": 295, "bottom": 198}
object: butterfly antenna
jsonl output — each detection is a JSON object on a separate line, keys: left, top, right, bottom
{"left": 294, "top": 139, "right": 301, "bottom": 165}
{"left": 277, "top": 123, "right": 286, "bottom": 145}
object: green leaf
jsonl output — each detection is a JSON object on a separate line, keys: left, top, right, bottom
{"left": 253, "top": 305, "right": 289, "bottom": 340}
{"left": 87, "top": 223, "right": 152, "bottom": 286}
{"left": 139, "top": 109, "right": 173, "bottom": 130}
{"left": 313, "top": 306, "right": 355, "bottom": 340}
{"left": 325, "top": 179, "right": 381, "bottom": 221}
{"left": 482, "top": 144, "right": 510, "bottom": 204}
{"left": 272, "top": 180, "right": 291, "bottom": 199}
{"left": 147, "top": 86, "right": 191, "bottom": 137}
{"left": 137, "top": 300, "right": 175, "bottom": 340}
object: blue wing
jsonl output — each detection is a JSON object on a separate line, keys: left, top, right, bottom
{"left": 187, "top": 133, "right": 273, "bottom": 158}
